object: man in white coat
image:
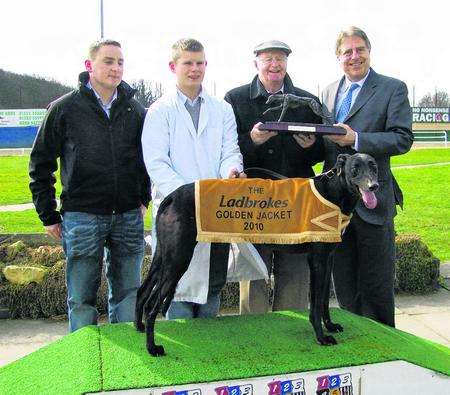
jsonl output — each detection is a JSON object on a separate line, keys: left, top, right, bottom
{"left": 141, "top": 38, "right": 247, "bottom": 319}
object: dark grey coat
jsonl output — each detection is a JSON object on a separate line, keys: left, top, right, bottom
{"left": 225, "top": 74, "right": 324, "bottom": 178}
{"left": 321, "top": 69, "right": 413, "bottom": 225}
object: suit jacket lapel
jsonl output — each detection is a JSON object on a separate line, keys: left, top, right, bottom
{"left": 345, "top": 69, "right": 378, "bottom": 121}
{"left": 331, "top": 79, "right": 343, "bottom": 121}
{"left": 323, "top": 79, "right": 342, "bottom": 123}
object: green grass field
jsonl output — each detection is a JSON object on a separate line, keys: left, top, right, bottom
{"left": 0, "top": 149, "right": 449, "bottom": 260}
{"left": 390, "top": 148, "right": 450, "bottom": 167}
{"left": 0, "top": 156, "right": 61, "bottom": 205}
{"left": 0, "top": 210, "right": 43, "bottom": 233}
{"left": 393, "top": 165, "right": 450, "bottom": 261}
{"left": 3, "top": 149, "right": 449, "bottom": 207}
{"left": 312, "top": 147, "right": 450, "bottom": 173}
{"left": 0, "top": 209, "right": 152, "bottom": 233}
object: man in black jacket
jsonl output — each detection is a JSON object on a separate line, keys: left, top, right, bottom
{"left": 29, "top": 39, "right": 150, "bottom": 332}
{"left": 225, "top": 41, "right": 324, "bottom": 314}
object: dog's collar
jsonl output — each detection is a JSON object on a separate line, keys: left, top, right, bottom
{"left": 318, "top": 168, "right": 338, "bottom": 180}
{"left": 244, "top": 166, "right": 339, "bottom": 181}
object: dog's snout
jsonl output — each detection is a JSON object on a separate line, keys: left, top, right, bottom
{"left": 369, "top": 183, "right": 379, "bottom": 192}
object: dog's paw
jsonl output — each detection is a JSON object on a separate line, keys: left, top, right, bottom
{"left": 134, "top": 321, "right": 145, "bottom": 332}
{"left": 325, "top": 322, "right": 344, "bottom": 333}
{"left": 148, "top": 344, "right": 166, "bottom": 357}
{"left": 317, "top": 335, "right": 337, "bottom": 346}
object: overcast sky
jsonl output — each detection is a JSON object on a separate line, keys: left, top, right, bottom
{"left": 2, "top": 0, "right": 449, "bottom": 105}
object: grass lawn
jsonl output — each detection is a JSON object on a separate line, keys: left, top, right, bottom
{"left": 0, "top": 156, "right": 60, "bottom": 205}
{"left": 391, "top": 147, "right": 450, "bottom": 167}
{"left": 393, "top": 164, "right": 450, "bottom": 262}
{"left": 312, "top": 147, "right": 450, "bottom": 174}
{"left": 0, "top": 149, "right": 448, "bottom": 261}
{"left": 0, "top": 209, "right": 45, "bottom": 233}
{"left": 0, "top": 209, "right": 152, "bottom": 233}
{"left": 1, "top": 149, "right": 449, "bottom": 206}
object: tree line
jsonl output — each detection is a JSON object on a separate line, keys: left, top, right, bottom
{"left": 0, "top": 69, "right": 73, "bottom": 109}
{"left": 417, "top": 91, "right": 450, "bottom": 107}
{"left": 0, "top": 68, "right": 448, "bottom": 109}
{"left": 0, "top": 70, "right": 163, "bottom": 109}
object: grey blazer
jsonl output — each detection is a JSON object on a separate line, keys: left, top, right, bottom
{"left": 321, "top": 69, "right": 413, "bottom": 225}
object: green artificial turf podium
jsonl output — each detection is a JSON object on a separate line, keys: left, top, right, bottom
{"left": 1, "top": 309, "right": 449, "bottom": 394}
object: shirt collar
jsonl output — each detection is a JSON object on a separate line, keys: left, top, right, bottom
{"left": 266, "top": 84, "right": 284, "bottom": 95}
{"left": 255, "top": 78, "right": 284, "bottom": 98}
{"left": 86, "top": 81, "right": 117, "bottom": 106}
{"left": 176, "top": 87, "right": 204, "bottom": 106}
{"left": 343, "top": 69, "right": 371, "bottom": 92}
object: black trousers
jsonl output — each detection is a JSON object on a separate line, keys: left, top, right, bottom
{"left": 240, "top": 245, "right": 309, "bottom": 314}
{"left": 332, "top": 213, "right": 395, "bottom": 327}
{"left": 208, "top": 243, "right": 230, "bottom": 297}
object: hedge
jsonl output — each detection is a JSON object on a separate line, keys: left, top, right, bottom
{"left": 0, "top": 234, "right": 441, "bottom": 319}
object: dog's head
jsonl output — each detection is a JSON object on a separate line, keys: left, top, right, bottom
{"left": 265, "top": 94, "right": 285, "bottom": 105}
{"left": 336, "top": 153, "right": 379, "bottom": 209}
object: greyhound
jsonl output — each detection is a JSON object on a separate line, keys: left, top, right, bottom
{"left": 135, "top": 153, "right": 379, "bottom": 356}
{"left": 263, "top": 93, "right": 334, "bottom": 124}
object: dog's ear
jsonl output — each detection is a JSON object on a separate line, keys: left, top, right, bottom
{"left": 336, "top": 154, "right": 350, "bottom": 176}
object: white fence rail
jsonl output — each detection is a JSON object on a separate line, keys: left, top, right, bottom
{"left": 413, "top": 131, "right": 448, "bottom": 146}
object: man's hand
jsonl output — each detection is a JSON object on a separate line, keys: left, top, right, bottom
{"left": 140, "top": 204, "right": 147, "bottom": 217}
{"left": 293, "top": 133, "right": 316, "bottom": 148}
{"left": 228, "top": 168, "right": 247, "bottom": 178}
{"left": 325, "top": 123, "right": 356, "bottom": 147}
{"left": 250, "top": 122, "right": 277, "bottom": 145}
{"left": 45, "top": 223, "right": 62, "bottom": 240}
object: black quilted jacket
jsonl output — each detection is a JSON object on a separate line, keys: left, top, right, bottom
{"left": 29, "top": 72, "right": 150, "bottom": 226}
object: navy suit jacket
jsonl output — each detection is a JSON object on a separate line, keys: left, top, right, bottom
{"left": 321, "top": 69, "right": 413, "bottom": 225}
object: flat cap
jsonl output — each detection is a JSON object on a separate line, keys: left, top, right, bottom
{"left": 253, "top": 40, "right": 292, "bottom": 56}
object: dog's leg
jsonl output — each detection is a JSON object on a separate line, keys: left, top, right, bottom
{"left": 134, "top": 250, "right": 162, "bottom": 332}
{"left": 322, "top": 251, "right": 343, "bottom": 333}
{"left": 262, "top": 103, "right": 283, "bottom": 116}
{"left": 143, "top": 273, "right": 186, "bottom": 356}
{"left": 135, "top": 274, "right": 152, "bottom": 332}
{"left": 144, "top": 293, "right": 165, "bottom": 356}
{"left": 160, "top": 282, "right": 179, "bottom": 316}
{"left": 143, "top": 275, "right": 172, "bottom": 356}
{"left": 144, "top": 244, "right": 197, "bottom": 356}
{"left": 277, "top": 98, "right": 290, "bottom": 122}
{"left": 308, "top": 252, "right": 317, "bottom": 321}
{"left": 309, "top": 245, "right": 337, "bottom": 345}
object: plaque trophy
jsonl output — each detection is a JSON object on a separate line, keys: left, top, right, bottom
{"left": 259, "top": 93, "right": 346, "bottom": 135}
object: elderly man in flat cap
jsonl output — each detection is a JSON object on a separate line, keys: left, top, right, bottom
{"left": 225, "top": 40, "right": 324, "bottom": 315}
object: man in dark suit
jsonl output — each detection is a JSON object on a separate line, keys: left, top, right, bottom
{"left": 225, "top": 41, "right": 324, "bottom": 314}
{"left": 322, "top": 27, "right": 413, "bottom": 327}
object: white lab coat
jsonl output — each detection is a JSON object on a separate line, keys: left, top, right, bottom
{"left": 141, "top": 88, "right": 267, "bottom": 304}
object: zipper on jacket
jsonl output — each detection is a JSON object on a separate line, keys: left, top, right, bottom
{"left": 108, "top": 123, "right": 119, "bottom": 213}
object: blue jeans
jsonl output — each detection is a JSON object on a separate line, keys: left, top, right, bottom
{"left": 62, "top": 208, "right": 144, "bottom": 332}
{"left": 165, "top": 293, "right": 221, "bottom": 319}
